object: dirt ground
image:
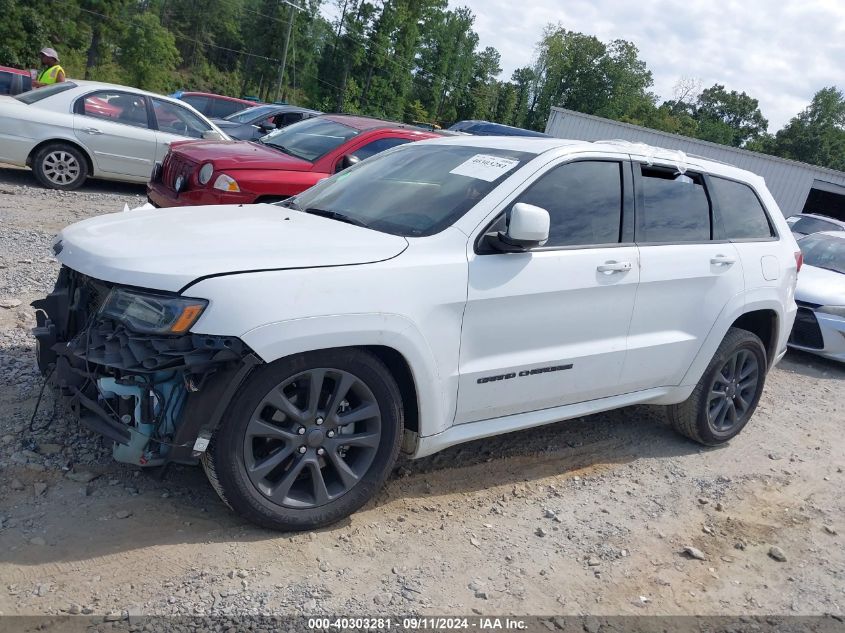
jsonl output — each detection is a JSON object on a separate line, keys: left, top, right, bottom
{"left": 0, "top": 165, "right": 843, "bottom": 622}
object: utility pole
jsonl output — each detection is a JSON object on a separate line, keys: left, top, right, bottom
{"left": 274, "top": 1, "right": 302, "bottom": 103}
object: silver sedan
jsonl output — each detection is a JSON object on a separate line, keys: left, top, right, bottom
{"left": 790, "top": 231, "right": 845, "bottom": 362}
{"left": 0, "top": 80, "right": 227, "bottom": 190}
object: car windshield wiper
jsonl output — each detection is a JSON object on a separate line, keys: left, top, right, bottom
{"left": 303, "top": 207, "right": 369, "bottom": 228}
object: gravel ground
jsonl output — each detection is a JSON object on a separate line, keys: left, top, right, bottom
{"left": 0, "top": 164, "right": 843, "bottom": 625}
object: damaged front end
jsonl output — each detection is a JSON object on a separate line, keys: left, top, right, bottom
{"left": 32, "top": 266, "right": 259, "bottom": 467}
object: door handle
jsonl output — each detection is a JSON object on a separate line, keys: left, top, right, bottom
{"left": 84, "top": 127, "right": 103, "bottom": 135}
{"left": 710, "top": 254, "right": 736, "bottom": 266}
{"left": 597, "top": 260, "right": 632, "bottom": 274}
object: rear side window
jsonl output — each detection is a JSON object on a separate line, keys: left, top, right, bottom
{"left": 15, "top": 81, "right": 76, "bottom": 104}
{"left": 209, "top": 98, "right": 245, "bottom": 119}
{"left": 710, "top": 177, "right": 774, "bottom": 239}
{"left": 637, "top": 166, "right": 711, "bottom": 242}
{"left": 514, "top": 161, "right": 623, "bottom": 247}
{"left": 181, "top": 95, "right": 209, "bottom": 114}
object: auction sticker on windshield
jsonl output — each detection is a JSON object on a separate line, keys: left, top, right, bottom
{"left": 449, "top": 154, "right": 520, "bottom": 181}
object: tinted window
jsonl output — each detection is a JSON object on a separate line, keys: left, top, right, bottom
{"left": 710, "top": 177, "right": 774, "bottom": 239}
{"left": 81, "top": 91, "right": 149, "bottom": 128}
{"left": 514, "top": 161, "right": 622, "bottom": 247}
{"left": 289, "top": 145, "right": 533, "bottom": 237}
{"left": 352, "top": 137, "right": 410, "bottom": 161}
{"left": 152, "top": 98, "right": 212, "bottom": 138}
{"left": 798, "top": 234, "right": 845, "bottom": 274}
{"left": 180, "top": 95, "right": 209, "bottom": 113}
{"left": 209, "top": 98, "right": 245, "bottom": 118}
{"left": 638, "top": 166, "right": 711, "bottom": 242}
{"left": 15, "top": 81, "right": 76, "bottom": 104}
{"left": 787, "top": 215, "right": 844, "bottom": 236}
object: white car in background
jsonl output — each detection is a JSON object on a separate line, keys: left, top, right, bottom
{"left": 0, "top": 80, "right": 227, "bottom": 190}
{"left": 790, "top": 231, "right": 845, "bottom": 361}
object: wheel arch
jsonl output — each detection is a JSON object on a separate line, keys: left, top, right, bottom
{"left": 27, "top": 138, "right": 95, "bottom": 176}
{"left": 730, "top": 309, "right": 779, "bottom": 368}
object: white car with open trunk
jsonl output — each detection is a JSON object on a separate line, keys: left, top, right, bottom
{"left": 33, "top": 136, "right": 800, "bottom": 530}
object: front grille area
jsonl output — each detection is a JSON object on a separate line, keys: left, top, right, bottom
{"left": 160, "top": 153, "right": 196, "bottom": 192}
{"left": 789, "top": 307, "right": 824, "bottom": 349}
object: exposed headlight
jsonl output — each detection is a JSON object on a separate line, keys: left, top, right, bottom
{"left": 213, "top": 173, "right": 240, "bottom": 192}
{"left": 100, "top": 288, "right": 208, "bottom": 335}
{"left": 817, "top": 305, "right": 845, "bottom": 318}
{"left": 198, "top": 162, "right": 214, "bottom": 185}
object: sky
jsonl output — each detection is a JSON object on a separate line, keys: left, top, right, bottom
{"left": 452, "top": 0, "right": 845, "bottom": 131}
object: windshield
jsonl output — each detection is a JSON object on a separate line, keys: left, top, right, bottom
{"left": 288, "top": 144, "right": 534, "bottom": 236}
{"left": 15, "top": 81, "right": 76, "bottom": 104}
{"left": 260, "top": 117, "right": 358, "bottom": 161}
{"left": 788, "top": 215, "right": 843, "bottom": 235}
{"left": 224, "top": 105, "right": 277, "bottom": 123}
{"left": 799, "top": 234, "right": 845, "bottom": 274}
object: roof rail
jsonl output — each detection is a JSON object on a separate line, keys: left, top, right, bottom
{"left": 591, "top": 139, "right": 736, "bottom": 167}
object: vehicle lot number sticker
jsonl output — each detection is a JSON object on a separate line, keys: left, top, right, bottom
{"left": 450, "top": 154, "right": 520, "bottom": 181}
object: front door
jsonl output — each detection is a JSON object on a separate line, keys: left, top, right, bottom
{"left": 456, "top": 157, "right": 640, "bottom": 424}
{"left": 620, "top": 161, "right": 745, "bottom": 390}
{"left": 72, "top": 90, "right": 157, "bottom": 179}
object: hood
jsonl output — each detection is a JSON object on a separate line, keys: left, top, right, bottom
{"left": 796, "top": 263, "right": 845, "bottom": 306}
{"left": 55, "top": 204, "right": 408, "bottom": 293}
{"left": 170, "top": 140, "right": 312, "bottom": 171}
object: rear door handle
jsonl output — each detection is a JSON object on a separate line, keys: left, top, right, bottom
{"left": 710, "top": 254, "right": 736, "bottom": 266}
{"left": 597, "top": 260, "right": 632, "bottom": 274}
{"left": 84, "top": 127, "right": 103, "bottom": 135}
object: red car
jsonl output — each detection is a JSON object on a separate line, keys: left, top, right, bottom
{"left": 147, "top": 115, "right": 440, "bottom": 207}
{"left": 0, "top": 66, "right": 32, "bottom": 95}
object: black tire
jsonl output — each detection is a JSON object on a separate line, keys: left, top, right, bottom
{"left": 202, "top": 348, "right": 404, "bottom": 531}
{"left": 668, "top": 327, "right": 767, "bottom": 446}
{"left": 32, "top": 143, "right": 89, "bottom": 190}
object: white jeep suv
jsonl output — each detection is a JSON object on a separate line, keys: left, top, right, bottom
{"left": 33, "top": 137, "right": 800, "bottom": 530}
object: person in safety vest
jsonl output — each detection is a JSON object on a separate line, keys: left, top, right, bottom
{"left": 33, "top": 48, "right": 65, "bottom": 87}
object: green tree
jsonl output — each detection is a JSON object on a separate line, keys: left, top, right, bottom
{"left": 692, "top": 84, "right": 768, "bottom": 147}
{"left": 118, "top": 12, "right": 180, "bottom": 92}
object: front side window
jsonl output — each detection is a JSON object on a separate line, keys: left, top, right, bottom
{"left": 260, "top": 118, "right": 360, "bottom": 162}
{"left": 80, "top": 91, "right": 149, "bottom": 128}
{"left": 513, "top": 161, "right": 623, "bottom": 247}
{"left": 710, "top": 177, "right": 774, "bottom": 239}
{"left": 224, "top": 105, "right": 275, "bottom": 123}
{"left": 350, "top": 137, "right": 410, "bottom": 162}
{"left": 637, "top": 165, "right": 711, "bottom": 243}
{"left": 209, "top": 98, "right": 245, "bottom": 119}
{"left": 152, "top": 98, "right": 212, "bottom": 138}
{"left": 287, "top": 144, "right": 533, "bottom": 236}
{"left": 798, "top": 234, "right": 845, "bottom": 274}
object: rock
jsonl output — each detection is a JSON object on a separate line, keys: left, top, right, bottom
{"left": 236, "top": 569, "right": 249, "bottom": 578}
{"left": 33, "top": 483, "right": 47, "bottom": 496}
{"left": 0, "top": 299, "right": 22, "bottom": 309}
{"left": 29, "top": 537, "right": 46, "bottom": 546}
{"left": 735, "top": 541, "right": 746, "bottom": 550}
{"left": 702, "top": 526, "right": 713, "bottom": 535}
{"left": 768, "top": 453, "right": 782, "bottom": 461}
{"left": 66, "top": 470, "right": 98, "bottom": 483}
{"left": 10, "top": 478, "right": 24, "bottom": 491}
{"left": 468, "top": 579, "right": 485, "bottom": 592}
{"left": 768, "top": 546, "right": 787, "bottom": 562}
{"left": 583, "top": 617, "right": 601, "bottom": 633}
{"left": 103, "top": 611, "right": 125, "bottom": 622}
{"left": 318, "top": 561, "right": 330, "bottom": 572}
{"left": 37, "top": 443, "right": 62, "bottom": 456}
{"left": 373, "top": 593, "right": 392, "bottom": 606}
{"left": 587, "top": 558, "right": 601, "bottom": 566}
{"left": 35, "top": 583, "right": 50, "bottom": 596}
{"left": 715, "top": 502, "right": 724, "bottom": 512}
{"left": 536, "top": 527, "right": 548, "bottom": 537}
{"left": 823, "top": 525, "right": 837, "bottom": 535}
{"left": 115, "top": 510, "right": 132, "bottom": 519}
{"left": 469, "top": 537, "right": 480, "bottom": 548}
{"left": 474, "top": 590, "right": 489, "bottom": 600}
{"left": 697, "top": 497, "right": 709, "bottom": 505}
{"left": 683, "top": 546, "right": 707, "bottom": 560}
{"left": 68, "top": 603, "right": 82, "bottom": 615}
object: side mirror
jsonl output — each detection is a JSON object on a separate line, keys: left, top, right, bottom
{"left": 494, "top": 203, "right": 550, "bottom": 251}
{"left": 336, "top": 154, "right": 360, "bottom": 173}
{"left": 202, "top": 130, "right": 225, "bottom": 141}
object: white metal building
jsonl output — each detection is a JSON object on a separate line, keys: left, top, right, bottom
{"left": 545, "top": 106, "right": 845, "bottom": 220}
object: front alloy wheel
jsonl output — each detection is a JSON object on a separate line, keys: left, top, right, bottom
{"left": 706, "top": 349, "right": 759, "bottom": 433}
{"left": 203, "top": 349, "right": 403, "bottom": 531}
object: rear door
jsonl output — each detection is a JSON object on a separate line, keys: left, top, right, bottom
{"left": 72, "top": 90, "right": 158, "bottom": 179}
{"left": 619, "top": 161, "right": 745, "bottom": 391}
{"left": 456, "top": 155, "right": 640, "bottom": 424}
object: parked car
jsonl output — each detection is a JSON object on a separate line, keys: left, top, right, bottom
{"left": 147, "top": 114, "right": 439, "bottom": 207}
{"left": 212, "top": 104, "right": 322, "bottom": 140}
{"left": 789, "top": 231, "right": 845, "bottom": 361}
{"left": 0, "top": 81, "right": 228, "bottom": 190}
{"left": 35, "top": 138, "right": 799, "bottom": 530}
{"left": 0, "top": 66, "right": 32, "bottom": 96}
{"left": 448, "top": 119, "right": 551, "bottom": 137}
{"left": 173, "top": 90, "right": 262, "bottom": 119}
{"left": 785, "top": 212, "right": 845, "bottom": 240}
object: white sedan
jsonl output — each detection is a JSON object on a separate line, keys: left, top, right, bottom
{"left": 0, "top": 80, "right": 228, "bottom": 190}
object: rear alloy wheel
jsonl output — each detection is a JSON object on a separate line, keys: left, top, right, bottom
{"left": 668, "top": 327, "right": 767, "bottom": 445}
{"left": 33, "top": 143, "right": 88, "bottom": 190}
{"left": 203, "top": 349, "right": 403, "bottom": 530}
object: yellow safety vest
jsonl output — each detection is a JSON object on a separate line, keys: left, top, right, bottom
{"left": 37, "top": 64, "right": 63, "bottom": 84}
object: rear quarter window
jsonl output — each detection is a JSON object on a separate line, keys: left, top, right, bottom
{"left": 710, "top": 177, "right": 775, "bottom": 240}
